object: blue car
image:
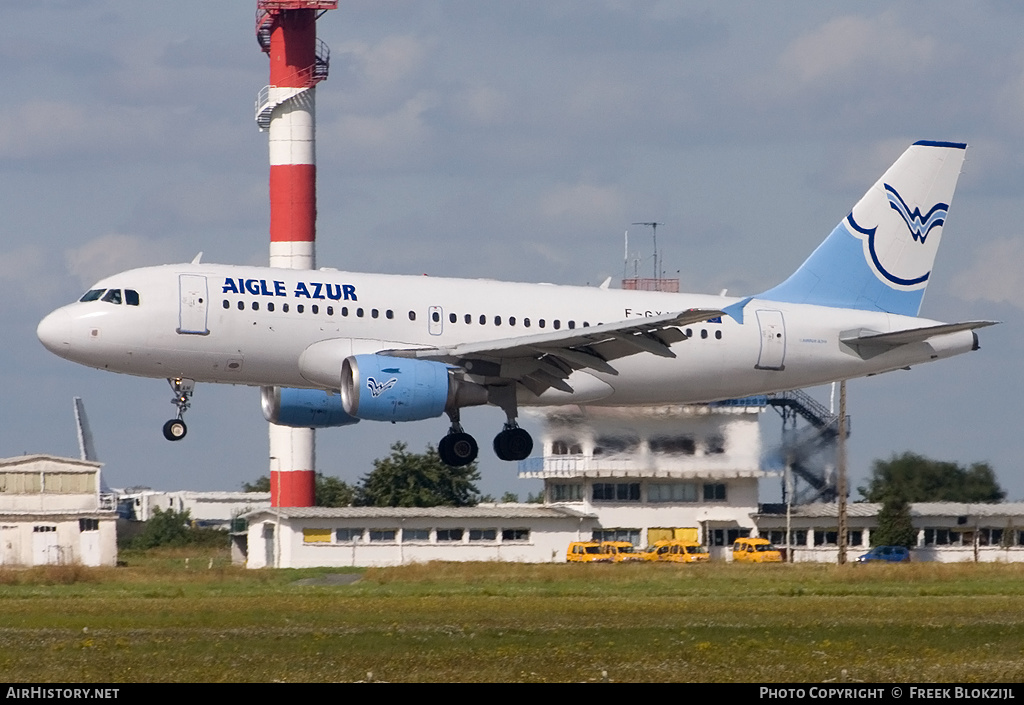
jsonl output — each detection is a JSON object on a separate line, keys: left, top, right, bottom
{"left": 856, "top": 545, "right": 911, "bottom": 563}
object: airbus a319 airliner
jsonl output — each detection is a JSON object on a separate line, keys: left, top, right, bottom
{"left": 37, "top": 141, "right": 994, "bottom": 467}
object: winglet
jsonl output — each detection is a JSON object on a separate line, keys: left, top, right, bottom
{"left": 722, "top": 297, "right": 752, "bottom": 324}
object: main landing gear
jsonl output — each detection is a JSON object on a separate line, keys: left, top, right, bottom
{"left": 162, "top": 377, "right": 194, "bottom": 442}
{"left": 435, "top": 390, "right": 534, "bottom": 467}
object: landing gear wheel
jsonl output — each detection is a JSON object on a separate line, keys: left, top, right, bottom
{"left": 493, "top": 427, "right": 533, "bottom": 462}
{"left": 163, "top": 418, "right": 187, "bottom": 441}
{"left": 439, "top": 432, "right": 479, "bottom": 467}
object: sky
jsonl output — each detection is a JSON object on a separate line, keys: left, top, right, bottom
{"left": 4, "top": 1, "right": 1023, "bottom": 500}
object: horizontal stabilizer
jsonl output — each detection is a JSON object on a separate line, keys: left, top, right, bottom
{"left": 840, "top": 320, "right": 997, "bottom": 359}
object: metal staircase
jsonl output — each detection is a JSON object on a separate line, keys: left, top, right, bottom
{"left": 766, "top": 389, "right": 850, "bottom": 504}
{"left": 254, "top": 5, "right": 333, "bottom": 131}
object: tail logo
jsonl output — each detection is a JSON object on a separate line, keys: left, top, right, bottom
{"left": 884, "top": 184, "right": 948, "bottom": 244}
{"left": 366, "top": 376, "right": 398, "bottom": 398}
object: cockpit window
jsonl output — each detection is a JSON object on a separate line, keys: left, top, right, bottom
{"left": 101, "top": 289, "right": 122, "bottom": 305}
{"left": 79, "top": 289, "right": 105, "bottom": 302}
{"left": 125, "top": 289, "right": 140, "bottom": 306}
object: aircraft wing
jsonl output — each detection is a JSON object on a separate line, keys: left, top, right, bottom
{"left": 840, "top": 320, "right": 998, "bottom": 359}
{"left": 380, "top": 308, "right": 723, "bottom": 395}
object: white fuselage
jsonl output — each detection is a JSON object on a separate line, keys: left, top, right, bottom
{"left": 37, "top": 262, "right": 977, "bottom": 407}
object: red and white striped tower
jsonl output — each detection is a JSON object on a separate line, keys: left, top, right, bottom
{"left": 255, "top": 1, "right": 336, "bottom": 507}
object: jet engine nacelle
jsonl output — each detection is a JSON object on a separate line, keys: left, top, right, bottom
{"left": 340, "top": 354, "right": 487, "bottom": 422}
{"left": 261, "top": 386, "right": 360, "bottom": 428}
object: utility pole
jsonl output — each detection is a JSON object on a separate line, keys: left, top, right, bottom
{"left": 837, "top": 381, "right": 848, "bottom": 564}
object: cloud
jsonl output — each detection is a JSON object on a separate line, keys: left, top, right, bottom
{"left": 952, "top": 238, "right": 1024, "bottom": 309}
{"left": 777, "top": 13, "right": 936, "bottom": 88}
{"left": 64, "top": 233, "right": 171, "bottom": 288}
{"left": 539, "top": 182, "right": 627, "bottom": 226}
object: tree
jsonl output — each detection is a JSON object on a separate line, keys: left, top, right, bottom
{"left": 356, "top": 442, "right": 481, "bottom": 507}
{"left": 242, "top": 473, "right": 355, "bottom": 507}
{"left": 858, "top": 452, "right": 1006, "bottom": 503}
{"left": 130, "top": 507, "right": 192, "bottom": 549}
{"left": 872, "top": 496, "right": 917, "bottom": 548}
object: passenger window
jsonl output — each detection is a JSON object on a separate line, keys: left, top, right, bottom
{"left": 509, "top": 316, "right": 516, "bottom": 326}
{"left": 101, "top": 289, "right": 122, "bottom": 305}
{"left": 312, "top": 304, "right": 319, "bottom": 314}
{"left": 479, "top": 315, "right": 486, "bottom": 325}
{"left": 539, "top": 319, "right": 546, "bottom": 329}
{"left": 408, "top": 311, "right": 415, "bottom": 321}
{"left": 356, "top": 308, "right": 364, "bottom": 317}
{"left": 553, "top": 320, "right": 561, "bottom": 330}
{"left": 283, "top": 303, "right": 289, "bottom": 313}
{"left": 494, "top": 316, "right": 502, "bottom": 326}
{"left": 701, "top": 329, "right": 708, "bottom": 339}
{"left": 222, "top": 300, "right": 230, "bottom": 309}
{"left": 125, "top": 289, "right": 140, "bottom": 306}
{"left": 386, "top": 310, "right": 394, "bottom": 320}
{"left": 432, "top": 311, "right": 440, "bottom": 323}
{"left": 371, "top": 309, "right": 379, "bottom": 318}
{"left": 465, "top": 313, "right": 472, "bottom": 324}
{"left": 297, "top": 304, "right": 305, "bottom": 314}
{"left": 342, "top": 307, "right": 349, "bottom": 316}
{"left": 568, "top": 320, "right": 575, "bottom": 329}
{"left": 237, "top": 301, "right": 245, "bottom": 311}
{"left": 327, "top": 306, "right": 333, "bottom": 316}
{"left": 252, "top": 302, "right": 259, "bottom": 311}
{"left": 449, "top": 313, "right": 457, "bottom": 324}
{"left": 268, "top": 302, "right": 275, "bottom": 312}
{"left": 524, "top": 318, "right": 531, "bottom": 328}
{"left": 79, "top": 289, "right": 105, "bottom": 302}
{"left": 715, "top": 330, "right": 722, "bottom": 340}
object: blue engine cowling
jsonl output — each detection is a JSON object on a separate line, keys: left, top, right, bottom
{"left": 261, "top": 386, "right": 360, "bottom": 428}
{"left": 340, "top": 354, "right": 466, "bottom": 422}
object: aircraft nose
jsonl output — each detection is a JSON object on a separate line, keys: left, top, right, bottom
{"left": 37, "top": 308, "right": 72, "bottom": 357}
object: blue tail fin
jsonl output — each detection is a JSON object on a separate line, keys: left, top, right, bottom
{"left": 758, "top": 141, "right": 966, "bottom": 316}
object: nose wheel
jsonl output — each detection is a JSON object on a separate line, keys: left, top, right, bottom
{"left": 163, "top": 377, "right": 194, "bottom": 442}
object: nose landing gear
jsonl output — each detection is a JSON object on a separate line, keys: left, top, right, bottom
{"left": 163, "top": 377, "right": 194, "bottom": 441}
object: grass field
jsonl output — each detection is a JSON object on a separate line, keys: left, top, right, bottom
{"left": 2, "top": 548, "right": 1024, "bottom": 682}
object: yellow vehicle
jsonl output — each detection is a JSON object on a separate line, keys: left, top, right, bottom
{"left": 566, "top": 541, "right": 613, "bottom": 563}
{"left": 600, "top": 541, "right": 644, "bottom": 562}
{"left": 645, "top": 539, "right": 710, "bottom": 563}
{"left": 732, "top": 537, "right": 783, "bottom": 563}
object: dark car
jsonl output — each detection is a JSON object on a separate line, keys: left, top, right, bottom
{"left": 856, "top": 545, "right": 911, "bottom": 563}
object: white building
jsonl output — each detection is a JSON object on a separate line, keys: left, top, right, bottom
{"left": 753, "top": 501, "right": 1024, "bottom": 563}
{"left": 518, "top": 402, "right": 771, "bottom": 559}
{"left": 239, "top": 505, "right": 597, "bottom": 568}
{"left": 0, "top": 455, "right": 117, "bottom": 566}
{"left": 122, "top": 490, "right": 270, "bottom": 529}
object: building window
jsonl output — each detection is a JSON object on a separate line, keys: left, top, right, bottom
{"left": 710, "top": 528, "right": 749, "bottom": 546}
{"left": 33, "top": 525, "right": 57, "bottom": 533}
{"left": 923, "top": 528, "right": 962, "bottom": 546}
{"left": 502, "top": 529, "right": 530, "bottom": 542}
{"left": 648, "top": 482, "right": 699, "bottom": 503}
{"left": 403, "top": 529, "right": 430, "bottom": 542}
{"left": 814, "top": 530, "right": 838, "bottom": 546}
{"left": 436, "top": 529, "right": 463, "bottom": 542}
{"left": 848, "top": 530, "right": 864, "bottom": 546}
{"left": 592, "top": 529, "right": 640, "bottom": 547}
{"left": 789, "top": 530, "right": 807, "bottom": 546}
{"left": 593, "top": 483, "right": 640, "bottom": 502}
{"left": 552, "top": 484, "right": 583, "bottom": 502}
{"left": 469, "top": 529, "right": 497, "bottom": 542}
{"left": 79, "top": 518, "right": 99, "bottom": 532}
{"left": 649, "top": 436, "right": 695, "bottom": 455}
{"left": 593, "top": 436, "right": 640, "bottom": 455}
{"left": 706, "top": 435, "right": 726, "bottom": 454}
{"left": 703, "top": 483, "right": 727, "bottom": 501}
{"left": 368, "top": 529, "right": 397, "bottom": 542}
{"left": 303, "top": 528, "right": 332, "bottom": 543}
{"left": 336, "top": 528, "right": 364, "bottom": 542}
{"left": 768, "top": 530, "right": 787, "bottom": 545}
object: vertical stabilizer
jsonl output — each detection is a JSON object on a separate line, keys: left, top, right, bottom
{"left": 759, "top": 141, "right": 967, "bottom": 316}
{"left": 73, "top": 396, "right": 98, "bottom": 462}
